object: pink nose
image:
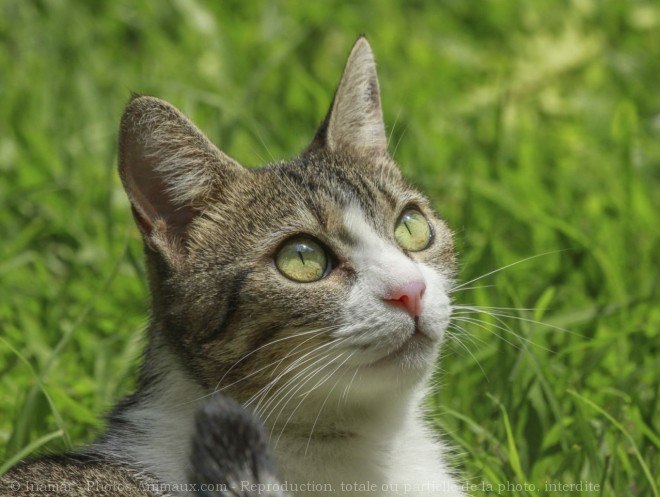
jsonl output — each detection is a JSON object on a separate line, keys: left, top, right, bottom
{"left": 384, "top": 281, "right": 426, "bottom": 317}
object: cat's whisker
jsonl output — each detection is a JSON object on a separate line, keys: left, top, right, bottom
{"left": 251, "top": 124, "right": 277, "bottom": 163}
{"left": 447, "top": 284, "right": 495, "bottom": 293}
{"left": 278, "top": 170, "right": 325, "bottom": 224}
{"left": 215, "top": 335, "right": 326, "bottom": 394}
{"left": 250, "top": 337, "right": 349, "bottom": 417}
{"left": 181, "top": 334, "right": 328, "bottom": 409}
{"left": 217, "top": 328, "right": 324, "bottom": 385}
{"left": 452, "top": 315, "right": 541, "bottom": 352}
{"left": 303, "top": 352, "right": 357, "bottom": 456}
{"left": 453, "top": 305, "right": 536, "bottom": 312}
{"left": 180, "top": 329, "right": 329, "bottom": 408}
{"left": 454, "top": 310, "right": 528, "bottom": 339}
{"left": 296, "top": 350, "right": 355, "bottom": 400}
{"left": 387, "top": 108, "right": 403, "bottom": 150}
{"left": 265, "top": 357, "right": 339, "bottom": 441}
{"left": 280, "top": 172, "right": 306, "bottom": 200}
{"left": 447, "top": 322, "right": 488, "bottom": 348}
{"left": 245, "top": 350, "right": 320, "bottom": 411}
{"left": 383, "top": 108, "right": 403, "bottom": 184}
{"left": 339, "top": 367, "right": 360, "bottom": 407}
{"left": 390, "top": 121, "right": 409, "bottom": 160}
{"left": 447, "top": 323, "right": 486, "bottom": 370}
{"left": 248, "top": 348, "right": 335, "bottom": 414}
{"left": 213, "top": 325, "right": 339, "bottom": 393}
{"left": 275, "top": 350, "right": 356, "bottom": 451}
{"left": 449, "top": 249, "right": 569, "bottom": 293}
{"left": 453, "top": 306, "right": 585, "bottom": 339}
{"left": 445, "top": 324, "right": 488, "bottom": 379}
{"left": 254, "top": 352, "right": 331, "bottom": 417}
{"left": 260, "top": 339, "right": 351, "bottom": 428}
{"left": 255, "top": 339, "right": 351, "bottom": 423}
{"left": 267, "top": 326, "right": 344, "bottom": 379}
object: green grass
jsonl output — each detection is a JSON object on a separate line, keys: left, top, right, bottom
{"left": 1, "top": 1, "right": 659, "bottom": 496}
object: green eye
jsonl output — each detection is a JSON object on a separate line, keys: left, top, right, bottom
{"left": 394, "top": 209, "right": 431, "bottom": 252}
{"left": 275, "top": 237, "right": 329, "bottom": 282}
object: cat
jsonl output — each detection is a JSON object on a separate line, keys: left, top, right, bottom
{"left": 1, "top": 36, "right": 465, "bottom": 496}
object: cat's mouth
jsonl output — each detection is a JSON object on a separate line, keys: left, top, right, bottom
{"left": 367, "top": 323, "right": 436, "bottom": 367}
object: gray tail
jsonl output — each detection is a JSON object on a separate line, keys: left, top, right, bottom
{"left": 188, "top": 396, "right": 287, "bottom": 496}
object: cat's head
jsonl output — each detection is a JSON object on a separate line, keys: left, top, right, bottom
{"left": 119, "top": 37, "right": 455, "bottom": 409}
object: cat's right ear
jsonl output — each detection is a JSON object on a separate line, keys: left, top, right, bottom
{"left": 308, "top": 36, "right": 388, "bottom": 156}
{"left": 118, "top": 96, "right": 244, "bottom": 264}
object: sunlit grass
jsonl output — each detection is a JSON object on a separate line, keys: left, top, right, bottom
{"left": 1, "top": 1, "right": 659, "bottom": 496}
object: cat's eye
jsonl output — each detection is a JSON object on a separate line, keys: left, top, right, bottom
{"left": 275, "top": 237, "right": 329, "bottom": 283}
{"left": 394, "top": 209, "right": 431, "bottom": 252}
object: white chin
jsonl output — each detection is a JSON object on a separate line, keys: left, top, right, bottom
{"left": 303, "top": 341, "right": 439, "bottom": 407}
{"left": 373, "top": 337, "right": 437, "bottom": 369}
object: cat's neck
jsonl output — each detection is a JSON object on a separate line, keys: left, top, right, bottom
{"left": 99, "top": 331, "right": 426, "bottom": 487}
{"left": 95, "top": 337, "right": 204, "bottom": 488}
{"left": 138, "top": 332, "right": 422, "bottom": 434}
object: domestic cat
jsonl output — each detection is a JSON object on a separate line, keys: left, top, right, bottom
{"left": 1, "top": 36, "right": 465, "bottom": 496}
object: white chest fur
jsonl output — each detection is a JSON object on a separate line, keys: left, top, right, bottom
{"left": 277, "top": 431, "right": 464, "bottom": 496}
{"left": 272, "top": 398, "right": 465, "bottom": 497}
{"left": 99, "top": 360, "right": 464, "bottom": 497}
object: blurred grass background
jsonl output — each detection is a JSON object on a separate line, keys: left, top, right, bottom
{"left": 1, "top": 1, "right": 659, "bottom": 495}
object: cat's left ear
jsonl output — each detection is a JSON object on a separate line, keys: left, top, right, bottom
{"left": 309, "top": 35, "right": 388, "bottom": 156}
{"left": 118, "top": 95, "right": 245, "bottom": 264}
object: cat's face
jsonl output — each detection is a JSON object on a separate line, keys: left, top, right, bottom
{"left": 119, "top": 37, "right": 455, "bottom": 409}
